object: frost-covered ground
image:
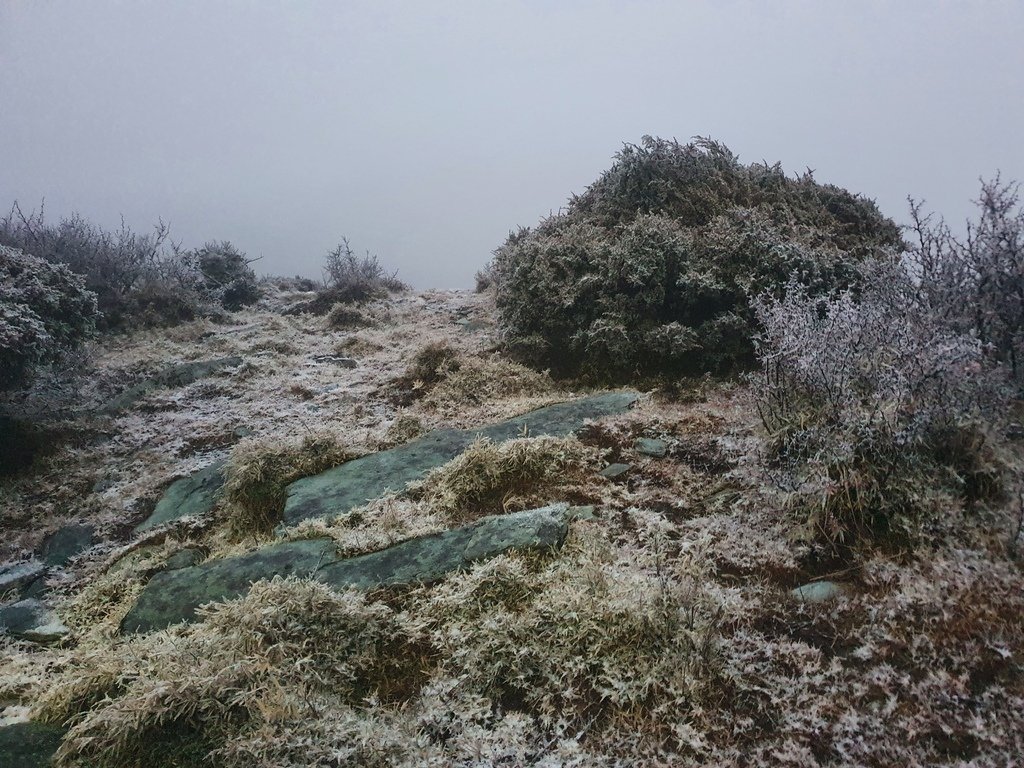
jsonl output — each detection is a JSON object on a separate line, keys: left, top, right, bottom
{"left": 1, "top": 285, "right": 1022, "bottom": 766}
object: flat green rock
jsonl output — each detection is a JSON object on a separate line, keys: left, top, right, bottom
{"left": 135, "top": 461, "right": 226, "bottom": 534}
{"left": 40, "top": 524, "right": 95, "bottom": 566}
{"left": 121, "top": 539, "right": 334, "bottom": 633}
{"left": 0, "top": 722, "right": 66, "bottom": 768}
{"left": 121, "top": 505, "right": 570, "bottom": 634}
{"left": 317, "top": 504, "right": 568, "bottom": 588}
{"left": 0, "top": 599, "right": 69, "bottom": 642}
{"left": 283, "top": 391, "right": 638, "bottom": 527}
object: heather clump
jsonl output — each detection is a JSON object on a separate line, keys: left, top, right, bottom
{"left": 0, "top": 245, "right": 98, "bottom": 389}
{"left": 491, "top": 136, "right": 901, "bottom": 379}
{"left": 288, "top": 238, "right": 406, "bottom": 315}
{"left": 186, "top": 240, "right": 261, "bottom": 311}
{"left": 387, "top": 341, "right": 462, "bottom": 405}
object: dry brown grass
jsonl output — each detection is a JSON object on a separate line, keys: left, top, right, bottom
{"left": 42, "top": 578, "right": 424, "bottom": 767}
{"left": 223, "top": 432, "right": 361, "bottom": 537}
{"left": 415, "top": 435, "right": 593, "bottom": 520}
{"left": 421, "top": 354, "right": 553, "bottom": 409}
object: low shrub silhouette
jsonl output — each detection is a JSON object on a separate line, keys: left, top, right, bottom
{"left": 490, "top": 136, "right": 902, "bottom": 379}
{"left": 283, "top": 238, "right": 406, "bottom": 315}
{"left": 187, "top": 240, "right": 261, "bottom": 311}
{"left": 0, "top": 202, "right": 200, "bottom": 330}
{"left": 0, "top": 203, "right": 265, "bottom": 331}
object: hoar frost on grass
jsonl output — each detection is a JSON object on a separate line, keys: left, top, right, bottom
{"left": 414, "top": 436, "right": 595, "bottom": 521}
{"left": 2, "top": 286, "right": 1024, "bottom": 766}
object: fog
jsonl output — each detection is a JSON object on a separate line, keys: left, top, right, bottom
{"left": 1, "top": 1, "right": 1021, "bottom": 288}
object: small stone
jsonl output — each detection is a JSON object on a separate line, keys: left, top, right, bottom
{"left": 0, "top": 561, "right": 46, "bottom": 598}
{"left": 790, "top": 580, "right": 845, "bottom": 603}
{"left": 635, "top": 437, "right": 669, "bottom": 458}
{"left": 0, "top": 721, "right": 67, "bottom": 768}
{"left": 135, "top": 460, "right": 226, "bottom": 534}
{"left": 599, "top": 463, "right": 632, "bottom": 479}
{"left": 39, "top": 524, "right": 95, "bottom": 567}
{"left": 163, "top": 548, "right": 206, "bottom": 571}
{"left": 566, "top": 505, "right": 597, "bottom": 521}
{"left": 1006, "top": 422, "right": 1024, "bottom": 441}
{"left": 0, "top": 599, "right": 70, "bottom": 642}
{"left": 313, "top": 355, "right": 358, "bottom": 368}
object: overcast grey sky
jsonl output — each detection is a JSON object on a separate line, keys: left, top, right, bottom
{"left": 1, "top": 1, "right": 1021, "bottom": 288}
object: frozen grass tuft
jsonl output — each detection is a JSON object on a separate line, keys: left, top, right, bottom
{"left": 224, "top": 432, "right": 361, "bottom": 537}
{"left": 416, "top": 435, "right": 592, "bottom": 520}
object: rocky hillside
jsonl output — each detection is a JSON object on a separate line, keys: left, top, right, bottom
{"left": 1, "top": 285, "right": 1023, "bottom": 767}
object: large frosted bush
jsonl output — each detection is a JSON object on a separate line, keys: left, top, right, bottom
{"left": 491, "top": 136, "right": 902, "bottom": 379}
{"left": 0, "top": 245, "right": 97, "bottom": 389}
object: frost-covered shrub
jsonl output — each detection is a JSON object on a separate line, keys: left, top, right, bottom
{"left": 415, "top": 526, "right": 721, "bottom": 751}
{"left": 753, "top": 260, "right": 1005, "bottom": 545}
{"left": 321, "top": 238, "right": 406, "bottom": 305}
{"left": 283, "top": 238, "right": 407, "bottom": 316}
{"left": 907, "top": 176, "right": 1024, "bottom": 385}
{"left": 0, "top": 245, "right": 97, "bottom": 389}
{"left": 492, "top": 136, "right": 901, "bottom": 379}
{"left": 0, "top": 202, "right": 213, "bottom": 330}
{"left": 187, "top": 240, "right": 260, "bottom": 311}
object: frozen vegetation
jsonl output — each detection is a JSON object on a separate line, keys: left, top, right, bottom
{"left": 1, "top": 138, "right": 1023, "bottom": 766}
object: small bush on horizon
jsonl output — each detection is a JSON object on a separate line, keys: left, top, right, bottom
{"left": 490, "top": 136, "right": 902, "bottom": 380}
{"left": 322, "top": 237, "right": 406, "bottom": 302}
{"left": 187, "top": 240, "right": 261, "bottom": 311}
{"left": 0, "top": 244, "right": 97, "bottom": 390}
{"left": 282, "top": 238, "right": 407, "bottom": 315}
